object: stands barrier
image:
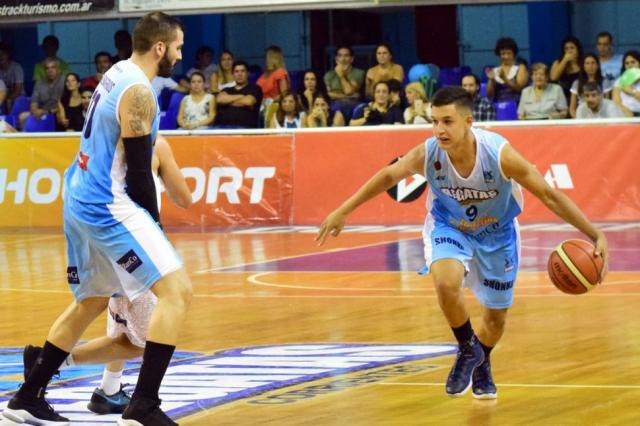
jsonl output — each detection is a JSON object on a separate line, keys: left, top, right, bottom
{"left": 1, "top": 119, "right": 639, "bottom": 228}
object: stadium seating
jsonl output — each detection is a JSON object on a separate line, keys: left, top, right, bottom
{"left": 23, "top": 113, "right": 56, "bottom": 132}
{"left": 159, "top": 91, "right": 185, "bottom": 130}
{"left": 495, "top": 100, "right": 518, "bottom": 121}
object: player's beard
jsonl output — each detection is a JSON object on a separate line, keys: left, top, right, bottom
{"left": 157, "top": 51, "right": 174, "bottom": 78}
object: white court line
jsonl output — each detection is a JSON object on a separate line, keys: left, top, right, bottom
{"left": 0, "top": 235, "right": 61, "bottom": 246}
{"left": 377, "top": 382, "right": 640, "bottom": 390}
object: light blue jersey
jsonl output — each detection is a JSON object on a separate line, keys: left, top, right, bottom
{"left": 62, "top": 60, "right": 181, "bottom": 302}
{"left": 422, "top": 127, "right": 523, "bottom": 308}
{"left": 65, "top": 60, "right": 159, "bottom": 205}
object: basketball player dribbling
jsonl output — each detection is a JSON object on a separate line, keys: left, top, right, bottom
{"left": 3, "top": 12, "right": 192, "bottom": 426}
{"left": 22, "top": 135, "right": 192, "bottom": 415}
{"left": 316, "top": 86, "right": 609, "bottom": 400}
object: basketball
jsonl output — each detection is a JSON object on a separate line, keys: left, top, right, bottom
{"left": 547, "top": 239, "right": 604, "bottom": 294}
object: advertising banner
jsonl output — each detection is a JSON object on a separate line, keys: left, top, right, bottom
{"left": 0, "top": 0, "right": 114, "bottom": 18}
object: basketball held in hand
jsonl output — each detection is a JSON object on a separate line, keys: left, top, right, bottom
{"left": 547, "top": 239, "right": 604, "bottom": 294}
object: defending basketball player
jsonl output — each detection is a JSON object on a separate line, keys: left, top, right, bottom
{"left": 316, "top": 86, "right": 609, "bottom": 400}
{"left": 3, "top": 13, "right": 191, "bottom": 426}
{"left": 22, "top": 135, "right": 192, "bottom": 415}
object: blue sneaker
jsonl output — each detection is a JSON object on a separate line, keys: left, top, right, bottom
{"left": 472, "top": 358, "right": 497, "bottom": 399}
{"left": 87, "top": 385, "right": 131, "bottom": 414}
{"left": 445, "top": 336, "right": 485, "bottom": 397}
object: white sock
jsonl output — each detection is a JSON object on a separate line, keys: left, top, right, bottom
{"left": 100, "top": 369, "right": 123, "bottom": 396}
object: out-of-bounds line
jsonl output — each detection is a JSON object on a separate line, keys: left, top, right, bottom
{"left": 377, "top": 382, "right": 640, "bottom": 390}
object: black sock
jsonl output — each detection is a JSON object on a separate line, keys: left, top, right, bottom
{"left": 17, "top": 341, "right": 68, "bottom": 400}
{"left": 479, "top": 341, "right": 493, "bottom": 360}
{"left": 133, "top": 341, "right": 175, "bottom": 401}
{"left": 451, "top": 318, "right": 475, "bottom": 345}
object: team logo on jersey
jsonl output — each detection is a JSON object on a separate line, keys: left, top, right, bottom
{"left": 504, "top": 255, "right": 514, "bottom": 272}
{"left": 483, "top": 170, "right": 495, "bottom": 183}
{"left": 440, "top": 187, "right": 498, "bottom": 205}
{"left": 0, "top": 344, "right": 457, "bottom": 423}
{"left": 77, "top": 151, "right": 90, "bottom": 171}
{"left": 116, "top": 249, "right": 142, "bottom": 273}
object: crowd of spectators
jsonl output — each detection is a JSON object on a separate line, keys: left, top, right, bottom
{"left": 0, "top": 30, "right": 638, "bottom": 133}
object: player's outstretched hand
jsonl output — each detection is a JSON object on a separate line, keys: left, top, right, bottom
{"left": 594, "top": 230, "right": 609, "bottom": 283}
{"left": 316, "top": 210, "right": 346, "bottom": 246}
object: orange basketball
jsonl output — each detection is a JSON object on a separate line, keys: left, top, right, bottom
{"left": 547, "top": 239, "right": 604, "bottom": 294}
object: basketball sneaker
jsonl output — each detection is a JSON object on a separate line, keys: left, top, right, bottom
{"left": 2, "top": 394, "right": 69, "bottom": 425}
{"left": 445, "top": 335, "right": 485, "bottom": 397}
{"left": 117, "top": 396, "right": 177, "bottom": 426}
{"left": 23, "top": 344, "right": 60, "bottom": 381}
{"left": 472, "top": 358, "right": 497, "bottom": 399}
{"left": 87, "top": 385, "right": 131, "bottom": 414}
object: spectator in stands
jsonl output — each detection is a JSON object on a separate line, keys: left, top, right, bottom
{"left": 350, "top": 80, "right": 403, "bottom": 126}
{"left": 303, "top": 93, "right": 345, "bottom": 127}
{"left": 257, "top": 45, "right": 290, "bottom": 104}
{"left": 568, "top": 53, "right": 608, "bottom": 118}
{"left": 325, "top": 46, "right": 364, "bottom": 120}
{"left": 612, "top": 50, "right": 640, "bottom": 117}
{"left": 151, "top": 75, "right": 188, "bottom": 97}
{"left": 210, "top": 50, "right": 235, "bottom": 94}
{"left": 215, "top": 61, "right": 263, "bottom": 128}
{"left": 461, "top": 74, "right": 496, "bottom": 121}
{"left": 404, "top": 81, "right": 431, "bottom": 124}
{"left": 0, "top": 78, "right": 6, "bottom": 114}
{"left": 387, "top": 78, "right": 406, "bottom": 110}
{"left": 186, "top": 45, "right": 217, "bottom": 90}
{"left": 33, "top": 35, "right": 71, "bottom": 82}
{"left": 576, "top": 81, "right": 624, "bottom": 119}
{"left": 365, "top": 44, "right": 404, "bottom": 99}
{"left": 177, "top": 71, "right": 216, "bottom": 130}
{"left": 518, "top": 63, "right": 567, "bottom": 120}
{"left": 112, "top": 29, "right": 132, "bottom": 63}
{"left": 80, "top": 85, "right": 93, "bottom": 121}
{"left": 81, "top": 51, "right": 112, "bottom": 91}
{"left": 0, "top": 42, "right": 25, "bottom": 111}
{"left": 270, "top": 92, "right": 305, "bottom": 128}
{"left": 297, "top": 69, "right": 326, "bottom": 113}
{"left": 56, "top": 73, "right": 84, "bottom": 131}
{"left": 550, "top": 36, "right": 584, "bottom": 101}
{"left": 485, "top": 37, "right": 528, "bottom": 103}
{"left": 19, "top": 57, "right": 64, "bottom": 129}
{"left": 596, "top": 31, "right": 623, "bottom": 91}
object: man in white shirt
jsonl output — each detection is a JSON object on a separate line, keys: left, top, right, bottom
{"left": 576, "top": 81, "right": 624, "bottom": 119}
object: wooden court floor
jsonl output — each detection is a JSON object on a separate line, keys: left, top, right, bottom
{"left": 0, "top": 224, "right": 639, "bottom": 425}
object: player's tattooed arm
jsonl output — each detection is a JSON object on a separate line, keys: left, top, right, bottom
{"left": 120, "top": 84, "right": 156, "bottom": 138}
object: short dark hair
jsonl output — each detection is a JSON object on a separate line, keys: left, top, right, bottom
{"left": 232, "top": 60, "right": 249, "bottom": 72}
{"left": 189, "top": 71, "right": 205, "bottom": 82}
{"left": 42, "top": 35, "right": 59, "bottom": 49}
{"left": 0, "top": 41, "right": 11, "bottom": 55}
{"left": 196, "top": 45, "right": 214, "bottom": 58}
{"left": 494, "top": 37, "right": 518, "bottom": 56}
{"left": 375, "top": 43, "right": 393, "bottom": 57}
{"left": 461, "top": 73, "right": 480, "bottom": 86}
{"left": 581, "top": 81, "right": 602, "bottom": 94}
{"left": 335, "top": 46, "right": 354, "bottom": 57}
{"left": 386, "top": 78, "right": 403, "bottom": 93}
{"left": 132, "top": 12, "right": 183, "bottom": 54}
{"left": 596, "top": 31, "right": 613, "bottom": 42}
{"left": 94, "top": 51, "right": 111, "bottom": 64}
{"left": 431, "top": 86, "right": 473, "bottom": 111}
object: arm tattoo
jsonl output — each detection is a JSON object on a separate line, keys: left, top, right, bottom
{"left": 127, "top": 85, "right": 154, "bottom": 135}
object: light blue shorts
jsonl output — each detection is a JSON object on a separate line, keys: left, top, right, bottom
{"left": 63, "top": 195, "right": 183, "bottom": 302}
{"left": 422, "top": 216, "right": 520, "bottom": 309}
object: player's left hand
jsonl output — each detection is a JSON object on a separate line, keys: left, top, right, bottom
{"left": 316, "top": 210, "right": 346, "bottom": 246}
{"left": 593, "top": 231, "right": 609, "bottom": 283}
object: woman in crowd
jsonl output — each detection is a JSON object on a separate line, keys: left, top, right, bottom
{"left": 303, "top": 93, "right": 345, "bottom": 127}
{"left": 518, "top": 63, "right": 567, "bottom": 120}
{"left": 485, "top": 37, "right": 529, "bottom": 103}
{"left": 209, "top": 50, "right": 235, "bottom": 94}
{"left": 550, "top": 36, "right": 583, "bottom": 101}
{"left": 80, "top": 86, "right": 93, "bottom": 120}
{"left": 296, "top": 69, "right": 326, "bottom": 113}
{"left": 365, "top": 44, "right": 405, "bottom": 99}
{"left": 404, "top": 82, "right": 431, "bottom": 124}
{"left": 177, "top": 72, "right": 216, "bottom": 130}
{"left": 270, "top": 92, "right": 305, "bottom": 128}
{"left": 257, "top": 45, "right": 290, "bottom": 104}
{"left": 186, "top": 45, "right": 217, "bottom": 90}
{"left": 568, "top": 53, "right": 607, "bottom": 118}
{"left": 56, "top": 73, "right": 84, "bottom": 131}
{"left": 612, "top": 50, "right": 640, "bottom": 117}
{"left": 350, "top": 80, "right": 403, "bottom": 126}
